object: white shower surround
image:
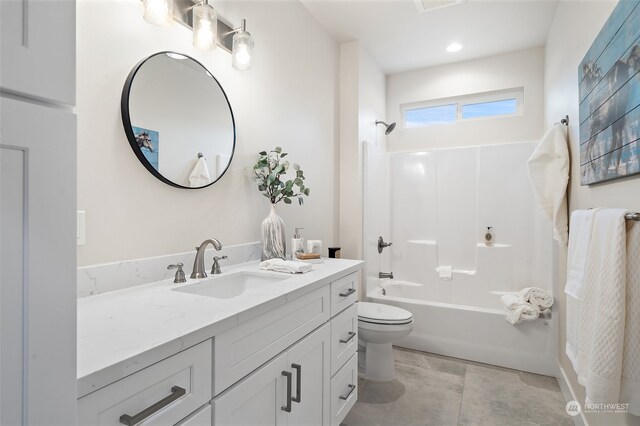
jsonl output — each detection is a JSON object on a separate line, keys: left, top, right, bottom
{"left": 364, "top": 141, "right": 557, "bottom": 376}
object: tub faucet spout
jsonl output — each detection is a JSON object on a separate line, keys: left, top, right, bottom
{"left": 379, "top": 272, "right": 394, "bottom": 279}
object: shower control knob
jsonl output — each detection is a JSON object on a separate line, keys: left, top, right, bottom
{"left": 378, "top": 236, "right": 392, "bottom": 253}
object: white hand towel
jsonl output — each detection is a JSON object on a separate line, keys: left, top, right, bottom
{"left": 565, "top": 209, "right": 599, "bottom": 299}
{"left": 575, "top": 208, "right": 628, "bottom": 407}
{"left": 527, "top": 124, "right": 569, "bottom": 246}
{"left": 189, "top": 157, "right": 211, "bottom": 187}
{"left": 437, "top": 265, "right": 452, "bottom": 280}
{"left": 260, "top": 258, "right": 312, "bottom": 274}
{"left": 621, "top": 221, "right": 640, "bottom": 416}
{"left": 500, "top": 294, "right": 540, "bottom": 325}
{"left": 518, "top": 287, "right": 554, "bottom": 310}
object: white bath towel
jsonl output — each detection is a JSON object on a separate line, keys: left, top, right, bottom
{"left": 500, "top": 294, "right": 540, "bottom": 325}
{"left": 527, "top": 124, "right": 569, "bottom": 246}
{"left": 188, "top": 157, "right": 211, "bottom": 187}
{"left": 565, "top": 209, "right": 600, "bottom": 299}
{"left": 518, "top": 287, "right": 554, "bottom": 310}
{"left": 260, "top": 258, "right": 312, "bottom": 274}
{"left": 575, "top": 209, "right": 628, "bottom": 407}
{"left": 621, "top": 221, "right": 640, "bottom": 416}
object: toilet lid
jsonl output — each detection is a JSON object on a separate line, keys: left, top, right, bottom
{"left": 358, "top": 302, "right": 413, "bottom": 324}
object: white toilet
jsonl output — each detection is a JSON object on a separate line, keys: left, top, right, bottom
{"left": 358, "top": 302, "right": 414, "bottom": 381}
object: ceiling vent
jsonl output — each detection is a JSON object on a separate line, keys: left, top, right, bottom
{"left": 413, "top": 0, "right": 466, "bottom": 14}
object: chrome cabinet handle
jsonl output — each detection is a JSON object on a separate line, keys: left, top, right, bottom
{"left": 281, "top": 371, "right": 292, "bottom": 412}
{"left": 339, "top": 384, "right": 356, "bottom": 400}
{"left": 291, "top": 363, "right": 302, "bottom": 403}
{"left": 119, "top": 386, "right": 186, "bottom": 425}
{"left": 339, "top": 288, "right": 356, "bottom": 297}
{"left": 339, "top": 331, "right": 356, "bottom": 344}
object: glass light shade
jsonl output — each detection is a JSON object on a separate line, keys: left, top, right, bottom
{"left": 193, "top": 4, "right": 217, "bottom": 50}
{"left": 143, "top": 0, "right": 173, "bottom": 26}
{"left": 232, "top": 31, "right": 254, "bottom": 71}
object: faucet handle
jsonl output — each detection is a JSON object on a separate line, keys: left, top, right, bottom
{"left": 211, "top": 255, "right": 227, "bottom": 275}
{"left": 167, "top": 262, "right": 186, "bottom": 283}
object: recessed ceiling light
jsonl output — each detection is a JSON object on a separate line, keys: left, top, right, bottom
{"left": 446, "top": 42, "right": 463, "bottom": 53}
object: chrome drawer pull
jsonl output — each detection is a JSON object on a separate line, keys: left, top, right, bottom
{"left": 119, "top": 385, "right": 186, "bottom": 425}
{"left": 339, "top": 288, "right": 356, "bottom": 297}
{"left": 281, "top": 371, "right": 293, "bottom": 412}
{"left": 339, "top": 384, "right": 356, "bottom": 400}
{"left": 339, "top": 331, "right": 356, "bottom": 344}
{"left": 292, "top": 363, "right": 302, "bottom": 403}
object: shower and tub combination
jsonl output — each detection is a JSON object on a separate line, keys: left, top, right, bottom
{"left": 363, "top": 140, "right": 557, "bottom": 376}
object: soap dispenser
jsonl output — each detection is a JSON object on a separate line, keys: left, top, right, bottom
{"left": 484, "top": 227, "right": 494, "bottom": 246}
{"left": 291, "top": 228, "right": 304, "bottom": 259}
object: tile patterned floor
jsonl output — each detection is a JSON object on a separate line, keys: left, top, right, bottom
{"left": 342, "top": 347, "right": 573, "bottom": 426}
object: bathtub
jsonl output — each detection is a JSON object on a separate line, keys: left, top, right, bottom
{"left": 368, "top": 280, "right": 558, "bottom": 376}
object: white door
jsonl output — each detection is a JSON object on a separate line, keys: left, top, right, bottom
{"left": 0, "top": 0, "right": 75, "bottom": 105}
{"left": 285, "top": 324, "right": 331, "bottom": 426}
{"left": 213, "top": 353, "right": 288, "bottom": 426}
{"left": 0, "top": 98, "right": 77, "bottom": 425}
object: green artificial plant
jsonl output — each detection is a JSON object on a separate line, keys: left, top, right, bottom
{"left": 253, "top": 147, "right": 310, "bottom": 205}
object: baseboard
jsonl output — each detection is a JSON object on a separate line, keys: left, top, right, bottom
{"left": 557, "top": 363, "right": 588, "bottom": 426}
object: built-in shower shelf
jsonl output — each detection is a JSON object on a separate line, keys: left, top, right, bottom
{"left": 476, "top": 243, "right": 511, "bottom": 248}
{"left": 408, "top": 239, "right": 437, "bottom": 245}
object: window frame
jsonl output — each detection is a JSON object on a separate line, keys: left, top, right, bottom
{"left": 401, "top": 87, "right": 524, "bottom": 129}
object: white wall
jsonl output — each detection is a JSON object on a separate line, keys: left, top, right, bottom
{"left": 77, "top": 0, "right": 338, "bottom": 266}
{"left": 545, "top": 1, "right": 640, "bottom": 425}
{"left": 386, "top": 47, "right": 545, "bottom": 151}
{"left": 339, "top": 42, "right": 386, "bottom": 261}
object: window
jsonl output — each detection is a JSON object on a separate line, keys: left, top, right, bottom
{"left": 401, "top": 88, "right": 523, "bottom": 128}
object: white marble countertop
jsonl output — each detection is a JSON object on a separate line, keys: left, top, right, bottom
{"left": 77, "top": 258, "right": 363, "bottom": 398}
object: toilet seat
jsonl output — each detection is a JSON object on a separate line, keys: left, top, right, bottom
{"left": 358, "top": 302, "right": 413, "bottom": 325}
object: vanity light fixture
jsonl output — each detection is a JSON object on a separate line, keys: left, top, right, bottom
{"left": 140, "top": 0, "right": 253, "bottom": 70}
{"left": 192, "top": 1, "right": 217, "bottom": 50}
{"left": 143, "top": 0, "right": 173, "bottom": 26}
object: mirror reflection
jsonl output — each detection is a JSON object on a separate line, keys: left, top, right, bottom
{"left": 122, "top": 52, "right": 235, "bottom": 189}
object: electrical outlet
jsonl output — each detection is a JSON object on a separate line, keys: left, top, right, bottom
{"left": 77, "top": 211, "right": 86, "bottom": 246}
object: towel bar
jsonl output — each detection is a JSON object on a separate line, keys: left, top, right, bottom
{"left": 626, "top": 212, "right": 640, "bottom": 221}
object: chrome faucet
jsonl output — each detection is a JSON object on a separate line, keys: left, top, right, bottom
{"left": 379, "top": 272, "right": 394, "bottom": 279}
{"left": 191, "top": 238, "right": 223, "bottom": 279}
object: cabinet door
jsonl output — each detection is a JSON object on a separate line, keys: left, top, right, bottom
{"left": 213, "top": 353, "right": 288, "bottom": 426}
{"left": 285, "top": 324, "right": 331, "bottom": 426}
{"left": 1, "top": 0, "right": 75, "bottom": 105}
{"left": 0, "top": 98, "right": 76, "bottom": 425}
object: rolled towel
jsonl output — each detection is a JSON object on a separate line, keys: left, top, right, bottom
{"left": 260, "top": 258, "right": 312, "bottom": 274}
{"left": 501, "top": 294, "right": 540, "bottom": 325}
{"left": 518, "top": 287, "right": 554, "bottom": 310}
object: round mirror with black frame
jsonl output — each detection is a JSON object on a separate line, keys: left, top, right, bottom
{"left": 121, "top": 51, "right": 236, "bottom": 189}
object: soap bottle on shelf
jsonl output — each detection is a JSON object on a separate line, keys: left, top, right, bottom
{"left": 291, "top": 227, "right": 304, "bottom": 260}
{"left": 484, "top": 227, "right": 494, "bottom": 246}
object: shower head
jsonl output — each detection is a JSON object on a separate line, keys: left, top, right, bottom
{"left": 376, "top": 120, "right": 397, "bottom": 135}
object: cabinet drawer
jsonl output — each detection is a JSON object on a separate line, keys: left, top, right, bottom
{"left": 214, "top": 286, "right": 330, "bottom": 395}
{"left": 330, "top": 354, "right": 358, "bottom": 426}
{"left": 330, "top": 303, "right": 357, "bottom": 376}
{"left": 330, "top": 273, "right": 357, "bottom": 316}
{"left": 78, "top": 340, "right": 212, "bottom": 426}
{"left": 176, "top": 404, "right": 212, "bottom": 426}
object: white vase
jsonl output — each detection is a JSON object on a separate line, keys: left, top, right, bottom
{"left": 261, "top": 204, "right": 286, "bottom": 261}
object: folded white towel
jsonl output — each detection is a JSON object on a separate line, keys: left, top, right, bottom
{"left": 437, "top": 266, "right": 452, "bottom": 280}
{"left": 189, "top": 157, "right": 211, "bottom": 187}
{"left": 500, "top": 294, "right": 540, "bottom": 325}
{"left": 518, "top": 287, "right": 554, "bottom": 310}
{"left": 260, "top": 258, "right": 312, "bottom": 274}
{"left": 527, "top": 123, "right": 570, "bottom": 246}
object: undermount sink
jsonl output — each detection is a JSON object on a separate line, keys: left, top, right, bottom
{"left": 172, "top": 271, "right": 287, "bottom": 299}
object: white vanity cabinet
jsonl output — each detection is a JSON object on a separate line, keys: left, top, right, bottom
{"left": 77, "top": 268, "right": 361, "bottom": 426}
